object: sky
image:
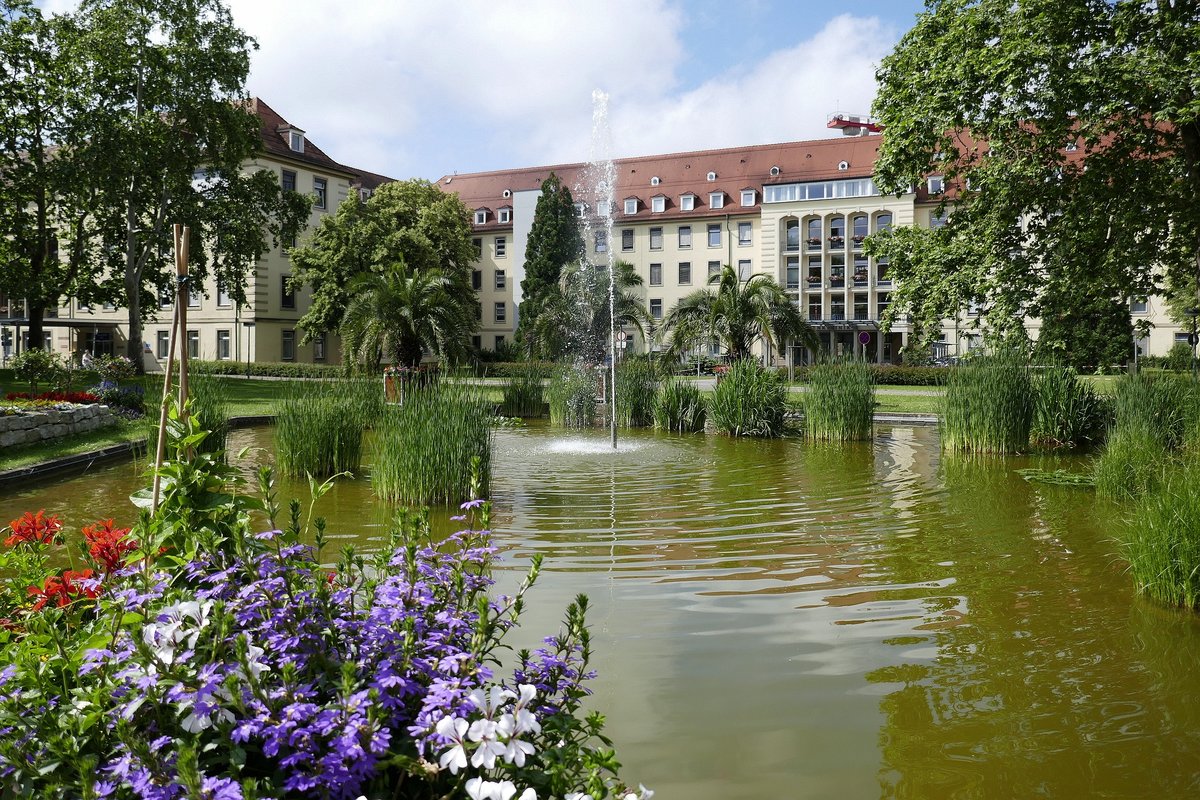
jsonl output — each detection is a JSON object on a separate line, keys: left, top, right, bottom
{"left": 41, "top": 0, "right": 928, "bottom": 180}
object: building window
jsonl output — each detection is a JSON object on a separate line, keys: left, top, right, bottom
{"left": 852, "top": 215, "right": 869, "bottom": 243}
{"left": 707, "top": 171, "right": 717, "bottom": 181}
{"left": 808, "top": 256, "right": 822, "bottom": 284}
{"left": 289, "top": 130, "right": 304, "bottom": 152}
{"left": 216, "top": 329, "right": 231, "bottom": 360}
{"left": 472, "top": 237, "right": 482, "bottom": 256}
{"left": 281, "top": 275, "right": 296, "bottom": 310}
{"left": 651, "top": 196, "right": 666, "bottom": 213}
{"left": 967, "top": 300, "right": 981, "bottom": 317}
{"left": 877, "top": 293, "right": 891, "bottom": 319}
{"left": 737, "top": 222, "right": 752, "bottom": 246}
{"left": 854, "top": 294, "right": 869, "bottom": 321}
{"left": 807, "top": 218, "right": 822, "bottom": 249}
{"left": 474, "top": 210, "right": 487, "bottom": 225}
{"left": 678, "top": 226, "right": 692, "bottom": 248}
{"left": 624, "top": 198, "right": 638, "bottom": 215}
{"left": 188, "top": 288, "right": 202, "bottom": 308}
{"left": 102, "top": 301, "right": 115, "bottom": 311}
{"left": 495, "top": 335, "right": 506, "bottom": 349}
{"left": 649, "top": 227, "right": 663, "bottom": 250}
{"left": 930, "top": 212, "right": 948, "bottom": 229}
{"left": 595, "top": 231, "right": 607, "bottom": 253}
{"left": 785, "top": 219, "right": 800, "bottom": 251}
{"left": 831, "top": 254, "right": 845, "bottom": 285}
{"left": 680, "top": 194, "right": 695, "bottom": 211}
{"left": 830, "top": 216, "right": 845, "bottom": 243}
{"left": 876, "top": 213, "right": 893, "bottom": 234}
{"left": 707, "top": 223, "right": 721, "bottom": 247}
{"left": 1130, "top": 298, "right": 1148, "bottom": 314}
{"left": 785, "top": 256, "right": 800, "bottom": 289}
{"left": 649, "top": 263, "right": 663, "bottom": 286}
{"left": 598, "top": 201, "right": 611, "bottom": 216}
{"left": 313, "top": 177, "right": 327, "bottom": 210}
{"left": 495, "top": 270, "right": 506, "bottom": 290}
{"left": 472, "top": 270, "right": 482, "bottom": 290}
{"left": 495, "top": 237, "right": 507, "bottom": 257}
{"left": 471, "top": 335, "right": 482, "bottom": 350}
{"left": 187, "top": 329, "right": 200, "bottom": 359}
{"left": 281, "top": 169, "right": 296, "bottom": 192}
{"left": 494, "top": 302, "right": 506, "bottom": 323}
{"left": 313, "top": 333, "right": 326, "bottom": 361}
{"left": 678, "top": 262, "right": 691, "bottom": 285}
{"left": 649, "top": 299, "right": 663, "bottom": 320}
{"left": 157, "top": 330, "right": 170, "bottom": 359}
{"left": 740, "top": 189, "right": 755, "bottom": 207}
{"left": 737, "top": 260, "right": 752, "bottom": 281}
{"left": 621, "top": 229, "right": 634, "bottom": 251}
{"left": 574, "top": 203, "right": 586, "bottom": 217}
{"left": 808, "top": 298, "right": 822, "bottom": 321}
{"left": 708, "top": 260, "right": 721, "bottom": 279}
{"left": 831, "top": 297, "right": 846, "bottom": 321}
{"left": 853, "top": 254, "right": 869, "bottom": 285}
{"left": 927, "top": 176, "right": 944, "bottom": 195}
{"left": 878, "top": 260, "right": 891, "bottom": 284}
{"left": 216, "top": 283, "right": 232, "bottom": 308}
{"left": 709, "top": 192, "right": 724, "bottom": 209}
{"left": 499, "top": 208, "right": 511, "bottom": 224}
{"left": 281, "top": 330, "right": 294, "bottom": 361}
{"left": 475, "top": 304, "right": 482, "bottom": 321}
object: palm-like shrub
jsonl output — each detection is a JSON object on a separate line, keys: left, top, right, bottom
{"left": 528, "top": 260, "right": 649, "bottom": 364}
{"left": 708, "top": 358, "right": 786, "bottom": 437}
{"left": 340, "top": 266, "right": 476, "bottom": 369}
{"left": 662, "top": 265, "right": 817, "bottom": 362}
{"left": 804, "top": 359, "right": 874, "bottom": 442}
{"left": 654, "top": 378, "right": 706, "bottom": 433}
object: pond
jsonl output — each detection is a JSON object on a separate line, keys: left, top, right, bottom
{"left": 4, "top": 423, "right": 1200, "bottom": 798}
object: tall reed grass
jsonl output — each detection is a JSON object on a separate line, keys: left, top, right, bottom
{"left": 499, "top": 362, "right": 550, "bottom": 417}
{"left": 941, "top": 352, "right": 1031, "bottom": 453}
{"left": 1029, "top": 367, "right": 1106, "bottom": 448}
{"left": 1120, "top": 463, "right": 1200, "bottom": 610}
{"left": 275, "top": 378, "right": 382, "bottom": 477}
{"left": 547, "top": 366, "right": 598, "bottom": 428}
{"left": 614, "top": 357, "right": 659, "bottom": 428}
{"left": 1110, "top": 373, "right": 1199, "bottom": 449}
{"left": 1093, "top": 425, "right": 1169, "bottom": 500}
{"left": 708, "top": 358, "right": 786, "bottom": 437}
{"left": 654, "top": 378, "right": 706, "bottom": 433}
{"left": 804, "top": 359, "right": 874, "bottom": 442}
{"left": 187, "top": 372, "right": 230, "bottom": 455}
{"left": 372, "top": 382, "right": 493, "bottom": 505}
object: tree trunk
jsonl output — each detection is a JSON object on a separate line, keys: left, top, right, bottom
{"left": 398, "top": 337, "right": 423, "bottom": 369}
{"left": 26, "top": 303, "right": 45, "bottom": 352}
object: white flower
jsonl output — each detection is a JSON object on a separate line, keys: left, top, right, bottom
{"left": 468, "top": 685, "right": 516, "bottom": 717}
{"left": 504, "top": 735, "right": 536, "bottom": 767}
{"left": 466, "top": 778, "right": 520, "bottom": 800}
{"left": 565, "top": 793, "right": 594, "bottom": 800}
{"left": 469, "top": 736, "right": 507, "bottom": 769}
{"left": 435, "top": 716, "right": 470, "bottom": 774}
{"left": 511, "top": 684, "right": 541, "bottom": 735}
{"left": 517, "top": 789, "right": 537, "bottom": 800}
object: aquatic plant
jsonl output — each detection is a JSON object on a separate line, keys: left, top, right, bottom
{"left": 614, "top": 357, "right": 659, "bottom": 428}
{"left": 654, "top": 378, "right": 707, "bottom": 433}
{"left": 1121, "top": 463, "right": 1200, "bottom": 610}
{"left": 546, "top": 365, "right": 598, "bottom": 428}
{"left": 941, "top": 352, "right": 1032, "bottom": 453}
{"left": 186, "top": 371, "right": 230, "bottom": 454}
{"left": 500, "top": 361, "right": 550, "bottom": 417}
{"left": 373, "top": 382, "right": 493, "bottom": 505}
{"left": 803, "top": 358, "right": 874, "bottom": 442}
{"left": 1093, "top": 425, "right": 1169, "bottom": 500}
{"left": 275, "top": 377, "right": 381, "bottom": 477}
{"left": 1029, "top": 367, "right": 1107, "bottom": 448}
{"left": 708, "top": 358, "right": 786, "bottom": 437}
{"left": 1110, "top": 372, "right": 1199, "bottom": 450}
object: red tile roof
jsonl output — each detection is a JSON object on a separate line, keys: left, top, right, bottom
{"left": 248, "top": 97, "right": 355, "bottom": 177}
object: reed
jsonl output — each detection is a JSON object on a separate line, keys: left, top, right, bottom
{"left": 547, "top": 366, "right": 598, "bottom": 428}
{"left": 1111, "top": 372, "right": 1198, "bottom": 450}
{"left": 372, "top": 382, "right": 493, "bottom": 505}
{"left": 1093, "top": 424, "right": 1168, "bottom": 500}
{"left": 614, "top": 357, "right": 660, "bottom": 428}
{"left": 708, "top": 358, "right": 786, "bottom": 437}
{"left": 499, "top": 361, "right": 550, "bottom": 417}
{"left": 654, "top": 378, "right": 706, "bottom": 433}
{"left": 941, "top": 352, "right": 1032, "bottom": 453}
{"left": 803, "top": 358, "right": 874, "bottom": 442}
{"left": 1029, "top": 367, "right": 1106, "bottom": 448}
{"left": 187, "top": 372, "right": 230, "bottom": 454}
{"left": 1120, "top": 463, "right": 1200, "bottom": 610}
{"left": 275, "top": 378, "right": 382, "bottom": 477}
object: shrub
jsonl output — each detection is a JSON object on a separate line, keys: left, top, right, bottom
{"left": 941, "top": 352, "right": 1032, "bottom": 453}
{"left": 276, "top": 378, "right": 381, "bottom": 477}
{"left": 547, "top": 366, "right": 598, "bottom": 428}
{"left": 789, "top": 364, "right": 945, "bottom": 386}
{"left": 708, "top": 358, "right": 786, "bottom": 437}
{"left": 191, "top": 359, "right": 347, "bottom": 378}
{"left": 1164, "top": 340, "right": 1193, "bottom": 372}
{"left": 500, "top": 362, "right": 550, "bottom": 417}
{"left": 92, "top": 385, "right": 147, "bottom": 417}
{"left": 654, "top": 378, "right": 706, "bottom": 433}
{"left": 1029, "top": 367, "right": 1106, "bottom": 448}
{"left": 803, "top": 359, "right": 874, "bottom": 442}
{"left": 10, "top": 348, "right": 63, "bottom": 394}
{"left": 1120, "top": 463, "right": 1200, "bottom": 609}
{"left": 1093, "top": 425, "right": 1168, "bottom": 500}
{"left": 614, "top": 358, "right": 659, "bottom": 428}
{"left": 373, "top": 383, "right": 494, "bottom": 505}
{"left": 93, "top": 354, "right": 136, "bottom": 386}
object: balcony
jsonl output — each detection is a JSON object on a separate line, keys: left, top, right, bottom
{"left": 806, "top": 238, "right": 822, "bottom": 251}
{"left": 828, "top": 235, "right": 845, "bottom": 248}
{"left": 830, "top": 312, "right": 846, "bottom": 321}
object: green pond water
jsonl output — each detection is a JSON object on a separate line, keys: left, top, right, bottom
{"left": 4, "top": 422, "right": 1200, "bottom": 798}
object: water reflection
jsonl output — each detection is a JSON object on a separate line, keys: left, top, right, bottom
{"left": 4, "top": 424, "right": 1200, "bottom": 798}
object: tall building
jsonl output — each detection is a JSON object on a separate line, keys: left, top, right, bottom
{"left": 440, "top": 130, "right": 1186, "bottom": 363}
{"left": 0, "top": 99, "right": 394, "bottom": 369}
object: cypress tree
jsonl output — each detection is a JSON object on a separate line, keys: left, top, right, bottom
{"left": 517, "top": 172, "right": 584, "bottom": 358}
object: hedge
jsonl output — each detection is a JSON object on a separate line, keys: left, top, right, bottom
{"left": 190, "top": 359, "right": 347, "bottom": 378}
{"left": 792, "top": 364, "right": 947, "bottom": 386}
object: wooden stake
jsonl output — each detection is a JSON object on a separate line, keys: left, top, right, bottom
{"left": 150, "top": 224, "right": 191, "bottom": 513}
{"left": 176, "top": 225, "right": 190, "bottom": 420}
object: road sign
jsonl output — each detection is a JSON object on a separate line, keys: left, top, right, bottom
{"left": 1190, "top": 333, "right": 1198, "bottom": 346}
{"left": 858, "top": 331, "right": 871, "bottom": 344}
{"left": 616, "top": 330, "right": 628, "bottom": 342}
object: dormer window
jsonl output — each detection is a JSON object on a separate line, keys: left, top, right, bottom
{"left": 927, "top": 176, "right": 945, "bottom": 195}
{"left": 574, "top": 202, "right": 586, "bottom": 216}
{"left": 277, "top": 124, "right": 306, "bottom": 153}
{"left": 710, "top": 191, "right": 724, "bottom": 209}
{"left": 740, "top": 189, "right": 755, "bottom": 207}
{"left": 598, "top": 201, "right": 611, "bottom": 216}
{"left": 651, "top": 195, "right": 666, "bottom": 213}
{"left": 650, "top": 176, "right": 661, "bottom": 186}
{"left": 706, "top": 171, "right": 717, "bottom": 181}
{"left": 474, "top": 209, "right": 487, "bottom": 225}
{"left": 498, "top": 207, "right": 511, "bottom": 224}
{"left": 624, "top": 198, "right": 638, "bottom": 215}
{"left": 680, "top": 193, "right": 695, "bottom": 211}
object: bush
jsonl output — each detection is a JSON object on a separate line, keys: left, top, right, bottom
{"left": 1164, "top": 341, "right": 1193, "bottom": 373}
{"left": 275, "top": 378, "right": 381, "bottom": 477}
{"left": 709, "top": 358, "right": 786, "bottom": 437}
{"left": 789, "top": 364, "right": 945, "bottom": 386}
{"left": 10, "top": 348, "right": 63, "bottom": 394}
{"left": 614, "top": 358, "right": 659, "bottom": 428}
{"left": 804, "top": 359, "right": 874, "bottom": 442}
{"left": 941, "top": 352, "right": 1032, "bottom": 453}
{"left": 1120, "top": 463, "right": 1200, "bottom": 609}
{"left": 547, "top": 366, "right": 598, "bottom": 428}
{"left": 93, "top": 354, "right": 136, "bottom": 386}
{"left": 92, "top": 385, "right": 147, "bottom": 418}
{"left": 654, "top": 378, "right": 707, "bottom": 433}
{"left": 1029, "top": 367, "right": 1106, "bottom": 448}
{"left": 191, "top": 359, "right": 347, "bottom": 379}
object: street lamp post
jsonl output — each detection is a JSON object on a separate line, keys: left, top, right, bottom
{"left": 242, "top": 321, "right": 255, "bottom": 379}
{"left": 1186, "top": 307, "right": 1200, "bottom": 381}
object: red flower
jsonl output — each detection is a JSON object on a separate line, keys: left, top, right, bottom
{"left": 82, "top": 518, "right": 138, "bottom": 573}
{"left": 27, "top": 569, "right": 100, "bottom": 611}
{"left": 4, "top": 510, "right": 63, "bottom": 547}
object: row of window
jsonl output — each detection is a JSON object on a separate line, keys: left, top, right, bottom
{"left": 622, "top": 189, "right": 755, "bottom": 216}
{"left": 153, "top": 328, "right": 325, "bottom": 362}
{"left": 474, "top": 208, "right": 512, "bottom": 225}
{"left": 471, "top": 334, "right": 508, "bottom": 351}
{"left": 160, "top": 277, "right": 300, "bottom": 311}
{"left": 471, "top": 270, "right": 507, "bottom": 291}
{"left": 473, "top": 237, "right": 507, "bottom": 259}
{"left": 785, "top": 214, "right": 893, "bottom": 251}
{"left": 802, "top": 293, "right": 892, "bottom": 322}
{"left": 784, "top": 254, "right": 891, "bottom": 289}
{"left": 281, "top": 169, "right": 328, "bottom": 210}
{"left": 607, "top": 223, "right": 750, "bottom": 254}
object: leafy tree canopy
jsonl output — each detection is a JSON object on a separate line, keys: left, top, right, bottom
{"left": 289, "top": 178, "right": 478, "bottom": 346}
{"left": 868, "top": 0, "right": 1200, "bottom": 355}
{"left": 517, "top": 172, "right": 584, "bottom": 356}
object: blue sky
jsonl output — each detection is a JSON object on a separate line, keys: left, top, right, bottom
{"left": 42, "top": 1, "right": 928, "bottom": 180}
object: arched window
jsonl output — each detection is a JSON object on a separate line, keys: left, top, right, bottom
{"left": 784, "top": 218, "right": 800, "bottom": 251}
{"left": 806, "top": 218, "right": 822, "bottom": 249}
{"left": 875, "top": 212, "right": 893, "bottom": 234}
{"left": 851, "top": 215, "right": 868, "bottom": 243}
{"left": 829, "top": 216, "right": 845, "bottom": 244}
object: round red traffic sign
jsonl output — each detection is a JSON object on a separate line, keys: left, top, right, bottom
{"left": 858, "top": 331, "right": 871, "bottom": 344}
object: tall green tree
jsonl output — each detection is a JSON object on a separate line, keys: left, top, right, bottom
{"left": 68, "top": 0, "right": 309, "bottom": 369}
{"left": 868, "top": 0, "right": 1200, "bottom": 357}
{"left": 289, "top": 178, "right": 479, "bottom": 354}
{"left": 662, "top": 265, "right": 818, "bottom": 362}
{"left": 517, "top": 172, "right": 584, "bottom": 356}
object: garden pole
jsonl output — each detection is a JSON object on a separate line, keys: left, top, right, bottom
{"left": 150, "top": 274, "right": 183, "bottom": 513}
{"left": 176, "top": 225, "right": 191, "bottom": 421}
